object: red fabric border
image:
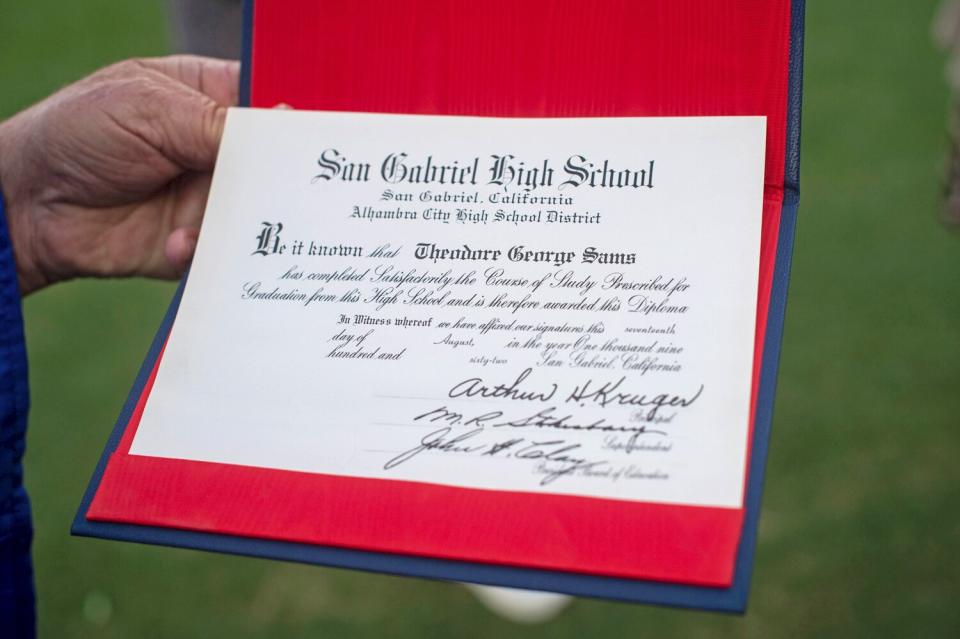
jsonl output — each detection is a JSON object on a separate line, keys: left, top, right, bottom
{"left": 87, "top": 0, "right": 791, "bottom": 588}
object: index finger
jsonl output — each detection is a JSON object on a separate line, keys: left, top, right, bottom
{"left": 134, "top": 55, "right": 240, "bottom": 107}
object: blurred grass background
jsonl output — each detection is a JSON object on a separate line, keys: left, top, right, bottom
{"left": 1, "top": 1, "right": 959, "bottom": 637}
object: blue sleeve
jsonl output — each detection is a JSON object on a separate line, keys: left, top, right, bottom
{"left": 0, "top": 190, "right": 36, "bottom": 637}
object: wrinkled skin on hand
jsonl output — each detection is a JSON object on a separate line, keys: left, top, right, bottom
{"left": 0, "top": 55, "right": 239, "bottom": 294}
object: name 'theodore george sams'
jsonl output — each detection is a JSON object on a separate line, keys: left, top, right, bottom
{"left": 414, "top": 243, "right": 636, "bottom": 267}
{"left": 312, "top": 149, "right": 656, "bottom": 191}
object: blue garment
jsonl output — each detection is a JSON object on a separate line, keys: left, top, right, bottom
{"left": 0, "top": 191, "right": 35, "bottom": 637}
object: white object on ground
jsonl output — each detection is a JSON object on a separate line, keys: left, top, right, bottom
{"left": 465, "top": 584, "right": 572, "bottom": 624}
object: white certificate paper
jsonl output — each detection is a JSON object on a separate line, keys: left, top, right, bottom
{"left": 130, "top": 109, "right": 765, "bottom": 509}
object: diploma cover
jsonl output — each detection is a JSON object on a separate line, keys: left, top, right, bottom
{"left": 73, "top": 0, "right": 806, "bottom": 613}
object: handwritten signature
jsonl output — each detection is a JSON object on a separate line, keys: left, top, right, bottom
{"left": 380, "top": 369, "right": 695, "bottom": 485}
{"left": 383, "top": 426, "right": 608, "bottom": 486}
{"left": 449, "top": 368, "right": 702, "bottom": 420}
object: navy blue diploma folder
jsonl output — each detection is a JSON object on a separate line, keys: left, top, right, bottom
{"left": 74, "top": 0, "right": 805, "bottom": 613}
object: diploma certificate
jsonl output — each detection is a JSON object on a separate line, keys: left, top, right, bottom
{"left": 128, "top": 109, "right": 765, "bottom": 510}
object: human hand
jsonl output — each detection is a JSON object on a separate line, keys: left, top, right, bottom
{"left": 0, "top": 55, "right": 239, "bottom": 295}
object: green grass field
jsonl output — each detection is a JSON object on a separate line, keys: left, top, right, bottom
{"left": 2, "top": 1, "right": 959, "bottom": 637}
